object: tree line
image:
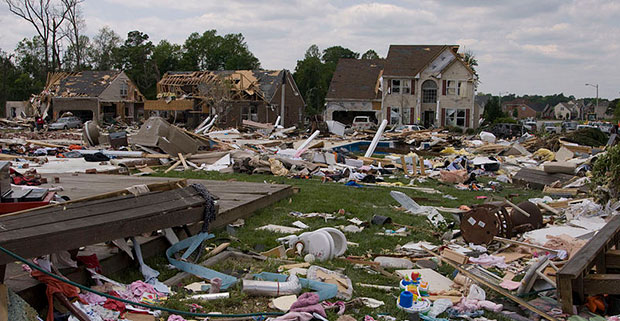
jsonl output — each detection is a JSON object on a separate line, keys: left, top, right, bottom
{"left": 0, "top": 0, "right": 385, "bottom": 116}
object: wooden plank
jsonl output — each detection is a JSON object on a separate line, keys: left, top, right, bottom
{"left": 583, "top": 274, "right": 620, "bottom": 295}
{"left": 558, "top": 215, "right": 620, "bottom": 277}
{"left": 419, "top": 156, "right": 426, "bottom": 176}
{"left": 0, "top": 284, "right": 7, "bottom": 321}
{"left": 606, "top": 250, "right": 620, "bottom": 269}
{"left": 0, "top": 179, "right": 187, "bottom": 219}
{"left": 557, "top": 275, "right": 574, "bottom": 313}
{"left": 178, "top": 153, "right": 188, "bottom": 170}
{"left": 164, "top": 160, "right": 182, "bottom": 173}
{"left": 426, "top": 249, "right": 558, "bottom": 321}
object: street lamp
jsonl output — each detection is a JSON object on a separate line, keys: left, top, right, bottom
{"left": 585, "top": 83, "right": 599, "bottom": 121}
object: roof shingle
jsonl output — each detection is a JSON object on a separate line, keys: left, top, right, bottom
{"left": 326, "top": 59, "right": 384, "bottom": 100}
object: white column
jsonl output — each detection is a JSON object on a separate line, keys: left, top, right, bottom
{"left": 364, "top": 119, "right": 388, "bottom": 158}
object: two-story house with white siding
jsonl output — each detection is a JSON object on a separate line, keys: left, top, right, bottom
{"left": 325, "top": 44, "right": 478, "bottom": 129}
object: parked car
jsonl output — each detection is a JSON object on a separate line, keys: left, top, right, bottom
{"left": 392, "top": 124, "right": 424, "bottom": 132}
{"left": 351, "top": 116, "right": 376, "bottom": 131}
{"left": 523, "top": 121, "right": 537, "bottom": 132}
{"left": 576, "top": 124, "right": 596, "bottom": 130}
{"left": 487, "top": 123, "right": 526, "bottom": 139}
{"left": 543, "top": 122, "right": 559, "bottom": 133}
{"left": 561, "top": 121, "right": 578, "bottom": 132}
{"left": 49, "top": 116, "right": 83, "bottom": 130}
{"left": 592, "top": 122, "right": 613, "bottom": 134}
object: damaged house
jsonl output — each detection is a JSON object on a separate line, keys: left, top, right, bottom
{"left": 37, "top": 71, "right": 145, "bottom": 123}
{"left": 325, "top": 45, "right": 479, "bottom": 129}
{"left": 324, "top": 59, "right": 385, "bottom": 124}
{"left": 145, "top": 70, "right": 305, "bottom": 128}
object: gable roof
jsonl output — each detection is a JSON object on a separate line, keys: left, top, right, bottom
{"left": 504, "top": 98, "right": 546, "bottom": 112}
{"left": 55, "top": 71, "right": 122, "bottom": 97}
{"left": 326, "top": 58, "right": 385, "bottom": 100}
{"left": 383, "top": 45, "right": 454, "bottom": 77}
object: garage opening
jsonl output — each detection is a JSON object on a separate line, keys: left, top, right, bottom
{"left": 332, "top": 111, "right": 377, "bottom": 125}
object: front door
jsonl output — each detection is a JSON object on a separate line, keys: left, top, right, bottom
{"left": 424, "top": 111, "right": 435, "bottom": 128}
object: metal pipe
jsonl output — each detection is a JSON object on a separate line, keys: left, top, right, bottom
{"left": 242, "top": 274, "right": 302, "bottom": 297}
{"left": 195, "top": 115, "right": 212, "bottom": 133}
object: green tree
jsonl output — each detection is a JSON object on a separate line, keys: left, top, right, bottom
{"left": 615, "top": 100, "right": 620, "bottom": 120}
{"left": 482, "top": 96, "right": 504, "bottom": 123}
{"left": 63, "top": 35, "right": 93, "bottom": 70}
{"left": 91, "top": 26, "right": 121, "bottom": 70}
{"left": 180, "top": 30, "right": 259, "bottom": 71}
{"left": 14, "top": 37, "right": 47, "bottom": 82}
{"left": 512, "top": 108, "right": 518, "bottom": 118}
{"left": 361, "top": 49, "right": 380, "bottom": 60}
{"left": 113, "top": 30, "right": 158, "bottom": 99}
{"left": 293, "top": 45, "right": 331, "bottom": 115}
{"left": 322, "top": 46, "right": 359, "bottom": 66}
{"left": 152, "top": 40, "right": 182, "bottom": 76}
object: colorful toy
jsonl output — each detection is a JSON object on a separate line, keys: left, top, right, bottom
{"left": 397, "top": 272, "right": 431, "bottom": 313}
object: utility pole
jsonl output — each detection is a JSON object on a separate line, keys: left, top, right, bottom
{"left": 585, "top": 83, "right": 599, "bottom": 120}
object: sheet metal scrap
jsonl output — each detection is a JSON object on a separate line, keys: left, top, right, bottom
{"left": 461, "top": 201, "right": 542, "bottom": 245}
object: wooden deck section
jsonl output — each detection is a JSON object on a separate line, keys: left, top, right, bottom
{"left": 1, "top": 174, "right": 293, "bottom": 302}
{"left": 557, "top": 215, "right": 620, "bottom": 313}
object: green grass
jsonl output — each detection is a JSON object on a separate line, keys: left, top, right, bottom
{"left": 110, "top": 169, "right": 543, "bottom": 319}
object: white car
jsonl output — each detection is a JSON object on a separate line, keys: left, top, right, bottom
{"left": 351, "top": 116, "right": 376, "bottom": 131}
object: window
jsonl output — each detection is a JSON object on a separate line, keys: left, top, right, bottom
{"left": 447, "top": 80, "right": 457, "bottom": 95}
{"left": 390, "top": 79, "right": 411, "bottom": 94}
{"left": 120, "top": 81, "right": 128, "bottom": 97}
{"left": 242, "top": 105, "right": 258, "bottom": 121}
{"left": 458, "top": 81, "right": 467, "bottom": 97}
{"left": 391, "top": 79, "right": 400, "bottom": 93}
{"left": 390, "top": 106, "right": 401, "bottom": 125}
{"left": 422, "top": 80, "right": 437, "bottom": 103}
{"left": 446, "top": 109, "right": 466, "bottom": 127}
{"left": 447, "top": 80, "right": 467, "bottom": 96}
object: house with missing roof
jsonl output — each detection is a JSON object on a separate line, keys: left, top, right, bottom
{"left": 325, "top": 45, "right": 478, "bottom": 129}
{"left": 146, "top": 70, "right": 304, "bottom": 128}
{"left": 39, "top": 71, "right": 145, "bottom": 123}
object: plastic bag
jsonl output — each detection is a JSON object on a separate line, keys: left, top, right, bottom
{"left": 466, "top": 284, "right": 486, "bottom": 301}
{"left": 428, "top": 298, "right": 453, "bottom": 318}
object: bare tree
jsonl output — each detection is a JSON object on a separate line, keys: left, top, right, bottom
{"left": 5, "top": 0, "right": 72, "bottom": 72}
{"left": 61, "top": 0, "right": 83, "bottom": 70}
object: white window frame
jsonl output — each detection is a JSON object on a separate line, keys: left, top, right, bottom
{"left": 120, "top": 81, "right": 128, "bottom": 97}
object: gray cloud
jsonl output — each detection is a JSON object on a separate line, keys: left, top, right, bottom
{"left": 1, "top": 0, "right": 619, "bottom": 98}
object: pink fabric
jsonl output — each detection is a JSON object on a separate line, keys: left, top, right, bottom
{"left": 271, "top": 312, "right": 313, "bottom": 321}
{"left": 455, "top": 298, "right": 503, "bottom": 313}
{"left": 129, "top": 280, "right": 160, "bottom": 297}
{"left": 289, "top": 293, "right": 326, "bottom": 317}
{"left": 499, "top": 279, "right": 521, "bottom": 290}
{"left": 168, "top": 315, "right": 188, "bottom": 321}
{"left": 79, "top": 291, "right": 107, "bottom": 305}
{"left": 469, "top": 254, "right": 507, "bottom": 268}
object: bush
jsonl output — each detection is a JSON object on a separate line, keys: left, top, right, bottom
{"left": 492, "top": 117, "right": 517, "bottom": 124}
{"left": 592, "top": 144, "right": 620, "bottom": 202}
{"left": 564, "top": 128, "right": 608, "bottom": 147}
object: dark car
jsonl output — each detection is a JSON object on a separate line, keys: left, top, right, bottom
{"left": 487, "top": 123, "right": 526, "bottom": 139}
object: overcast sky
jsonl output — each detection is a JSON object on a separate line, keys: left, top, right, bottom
{"left": 1, "top": 0, "right": 619, "bottom": 99}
